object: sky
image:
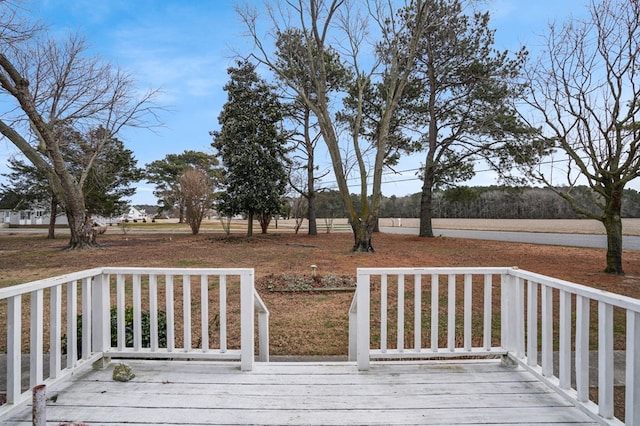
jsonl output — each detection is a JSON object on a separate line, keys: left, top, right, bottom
{"left": 3, "top": 0, "right": 628, "bottom": 206}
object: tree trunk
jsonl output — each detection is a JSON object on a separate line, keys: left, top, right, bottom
{"left": 602, "top": 192, "right": 624, "bottom": 274}
{"left": 307, "top": 184, "right": 318, "bottom": 236}
{"left": 351, "top": 212, "right": 377, "bottom": 252}
{"left": 259, "top": 213, "right": 271, "bottom": 234}
{"left": 47, "top": 198, "right": 57, "bottom": 239}
{"left": 247, "top": 211, "right": 254, "bottom": 237}
{"left": 419, "top": 165, "right": 435, "bottom": 237}
{"left": 66, "top": 210, "right": 97, "bottom": 249}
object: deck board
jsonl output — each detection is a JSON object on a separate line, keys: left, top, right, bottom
{"left": 4, "top": 359, "right": 599, "bottom": 425}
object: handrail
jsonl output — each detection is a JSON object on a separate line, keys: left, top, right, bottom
{"left": 0, "top": 267, "right": 269, "bottom": 418}
{"left": 351, "top": 267, "right": 639, "bottom": 425}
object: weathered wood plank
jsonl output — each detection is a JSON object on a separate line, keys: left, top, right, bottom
{"left": 5, "top": 406, "right": 599, "bottom": 425}
{"left": 3, "top": 360, "right": 600, "bottom": 425}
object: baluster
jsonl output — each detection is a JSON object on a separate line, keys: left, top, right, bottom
{"left": 575, "top": 295, "right": 590, "bottom": 402}
{"left": 201, "top": 274, "right": 209, "bottom": 351}
{"left": 30, "top": 289, "right": 44, "bottom": 387}
{"left": 483, "top": 274, "right": 492, "bottom": 351}
{"left": 49, "top": 285, "right": 62, "bottom": 378}
{"left": 116, "top": 274, "right": 125, "bottom": 350}
{"left": 381, "top": 274, "right": 387, "bottom": 353}
{"left": 133, "top": 274, "right": 142, "bottom": 351}
{"left": 541, "top": 285, "right": 553, "bottom": 377}
{"left": 7, "top": 295, "right": 22, "bottom": 404}
{"left": 149, "top": 274, "right": 158, "bottom": 351}
{"left": 165, "top": 275, "right": 175, "bottom": 352}
{"left": 183, "top": 274, "right": 192, "bottom": 351}
{"left": 397, "top": 274, "right": 404, "bottom": 352}
{"left": 526, "top": 281, "right": 538, "bottom": 367}
{"left": 598, "top": 302, "right": 614, "bottom": 419}
{"left": 414, "top": 275, "right": 421, "bottom": 352}
{"left": 66, "top": 280, "right": 77, "bottom": 368}
{"left": 447, "top": 274, "right": 455, "bottom": 352}
{"left": 81, "top": 277, "right": 92, "bottom": 359}
{"left": 463, "top": 274, "right": 472, "bottom": 352}
{"left": 431, "top": 274, "right": 439, "bottom": 352}
{"left": 559, "top": 290, "right": 572, "bottom": 389}
{"left": 220, "top": 275, "right": 227, "bottom": 353}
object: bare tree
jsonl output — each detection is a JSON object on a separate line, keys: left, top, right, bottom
{"left": 238, "top": 0, "right": 430, "bottom": 252}
{"left": 520, "top": 0, "right": 640, "bottom": 274}
{"left": 180, "top": 168, "right": 215, "bottom": 235}
{"left": 0, "top": 12, "right": 160, "bottom": 249}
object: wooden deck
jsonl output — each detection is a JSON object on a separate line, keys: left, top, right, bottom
{"left": 4, "top": 359, "right": 600, "bottom": 425}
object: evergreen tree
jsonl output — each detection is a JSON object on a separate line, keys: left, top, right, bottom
{"left": 211, "top": 60, "right": 289, "bottom": 237}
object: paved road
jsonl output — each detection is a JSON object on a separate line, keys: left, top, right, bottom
{"left": 381, "top": 227, "right": 640, "bottom": 250}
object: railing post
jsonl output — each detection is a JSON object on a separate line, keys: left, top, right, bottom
{"left": 91, "top": 273, "right": 110, "bottom": 354}
{"left": 356, "top": 270, "right": 371, "bottom": 371}
{"left": 240, "top": 269, "right": 255, "bottom": 371}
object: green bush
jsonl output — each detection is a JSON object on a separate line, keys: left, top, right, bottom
{"left": 110, "top": 306, "right": 168, "bottom": 348}
{"left": 63, "top": 306, "right": 168, "bottom": 357}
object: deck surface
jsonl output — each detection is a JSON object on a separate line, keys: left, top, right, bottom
{"left": 4, "top": 359, "right": 599, "bottom": 425}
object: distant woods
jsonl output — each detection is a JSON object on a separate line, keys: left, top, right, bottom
{"left": 307, "top": 186, "right": 640, "bottom": 220}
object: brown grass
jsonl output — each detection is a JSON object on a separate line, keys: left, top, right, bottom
{"left": 2, "top": 229, "right": 639, "bottom": 420}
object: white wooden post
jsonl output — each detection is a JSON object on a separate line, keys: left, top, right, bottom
{"left": 149, "top": 274, "right": 158, "bottom": 351}
{"left": 133, "top": 274, "right": 142, "bottom": 351}
{"left": 92, "top": 273, "right": 111, "bottom": 354}
{"left": 414, "top": 274, "right": 421, "bottom": 352}
{"left": 626, "top": 310, "right": 640, "bottom": 425}
{"left": 220, "top": 275, "right": 227, "bottom": 353}
{"left": 447, "top": 274, "right": 456, "bottom": 352}
{"left": 66, "top": 280, "right": 77, "bottom": 368}
{"left": 240, "top": 269, "right": 255, "bottom": 371}
{"left": 166, "top": 274, "right": 175, "bottom": 352}
{"left": 541, "top": 285, "right": 553, "bottom": 377}
{"left": 500, "top": 273, "right": 509, "bottom": 350}
{"left": 49, "top": 285, "right": 62, "bottom": 379}
{"left": 356, "top": 270, "right": 371, "bottom": 371}
{"left": 182, "top": 274, "right": 192, "bottom": 351}
{"left": 463, "top": 274, "right": 472, "bottom": 352}
{"left": 116, "top": 274, "right": 125, "bottom": 350}
{"left": 483, "top": 274, "right": 492, "bottom": 351}
{"left": 575, "top": 295, "right": 590, "bottom": 402}
{"left": 81, "top": 277, "right": 92, "bottom": 359}
{"left": 397, "top": 274, "right": 405, "bottom": 352}
{"left": 380, "top": 275, "right": 387, "bottom": 353}
{"left": 431, "top": 274, "right": 439, "bottom": 352}
{"left": 30, "top": 289, "right": 44, "bottom": 387}
{"left": 597, "top": 301, "right": 614, "bottom": 419}
{"left": 558, "top": 290, "right": 572, "bottom": 389}
{"left": 526, "top": 281, "right": 538, "bottom": 367}
{"left": 514, "top": 277, "right": 525, "bottom": 359}
{"left": 7, "top": 295, "right": 21, "bottom": 404}
{"left": 200, "top": 274, "right": 209, "bottom": 351}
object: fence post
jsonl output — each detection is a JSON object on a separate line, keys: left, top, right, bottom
{"left": 7, "top": 295, "right": 21, "bottom": 404}
{"left": 240, "top": 269, "right": 255, "bottom": 371}
{"left": 626, "top": 310, "right": 640, "bottom": 425}
{"left": 356, "top": 270, "right": 371, "bottom": 371}
{"left": 92, "top": 272, "right": 111, "bottom": 355}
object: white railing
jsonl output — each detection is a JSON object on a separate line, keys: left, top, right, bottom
{"left": 350, "top": 267, "right": 640, "bottom": 425}
{"left": 0, "top": 267, "right": 269, "bottom": 417}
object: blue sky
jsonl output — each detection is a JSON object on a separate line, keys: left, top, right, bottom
{"left": 2, "top": 0, "right": 603, "bottom": 205}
